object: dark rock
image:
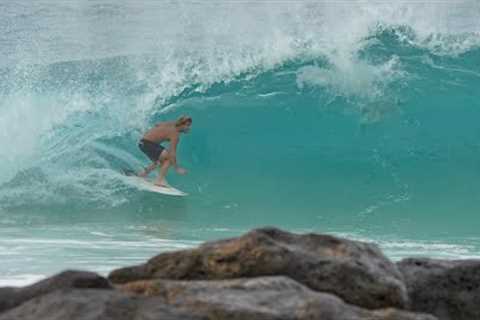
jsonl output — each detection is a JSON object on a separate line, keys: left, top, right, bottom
{"left": 0, "top": 289, "right": 202, "bottom": 320}
{"left": 109, "top": 227, "right": 408, "bottom": 309}
{"left": 398, "top": 258, "right": 480, "bottom": 320}
{"left": 0, "top": 270, "right": 111, "bottom": 313}
{"left": 119, "top": 276, "right": 436, "bottom": 320}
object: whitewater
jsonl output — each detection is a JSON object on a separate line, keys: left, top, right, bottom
{"left": 1, "top": 1, "right": 480, "bottom": 286}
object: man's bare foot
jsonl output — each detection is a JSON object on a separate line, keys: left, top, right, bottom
{"left": 154, "top": 180, "right": 171, "bottom": 188}
{"left": 154, "top": 183, "right": 171, "bottom": 188}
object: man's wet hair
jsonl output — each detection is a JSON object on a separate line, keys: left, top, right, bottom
{"left": 176, "top": 115, "right": 192, "bottom": 127}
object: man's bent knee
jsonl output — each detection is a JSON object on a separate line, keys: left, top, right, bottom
{"left": 158, "top": 150, "right": 169, "bottom": 162}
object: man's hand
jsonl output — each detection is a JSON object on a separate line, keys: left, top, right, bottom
{"left": 175, "top": 167, "right": 188, "bottom": 175}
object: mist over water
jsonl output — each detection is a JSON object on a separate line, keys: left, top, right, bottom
{"left": 1, "top": 1, "right": 480, "bottom": 285}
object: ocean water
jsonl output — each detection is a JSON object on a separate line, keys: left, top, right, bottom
{"left": 1, "top": 1, "right": 480, "bottom": 286}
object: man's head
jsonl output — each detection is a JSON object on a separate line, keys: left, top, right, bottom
{"left": 175, "top": 115, "right": 192, "bottom": 133}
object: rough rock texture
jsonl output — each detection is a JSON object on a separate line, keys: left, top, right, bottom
{"left": 0, "top": 270, "right": 111, "bottom": 313}
{"left": 11, "top": 228, "right": 480, "bottom": 320}
{"left": 0, "top": 289, "right": 202, "bottom": 320}
{"left": 398, "top": 258, "right": 480, "bottom": 320}
{"left": 120, "top": 276, "right": 436, "bottom": 320}
{"left": 109, "top": 227, "right": 408, "bottom": 309}
{"left": 0, "top": 277, "right": 436, "bottom": 320}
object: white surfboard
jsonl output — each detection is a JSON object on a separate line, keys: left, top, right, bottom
{"left": 123, "top": 170, "right": 187, "bottom": 196}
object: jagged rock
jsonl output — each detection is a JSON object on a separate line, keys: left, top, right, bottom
{"left": 119, "top": 276, "right": 436, "bottom": 320}
{"left": 0, "top": 289, "right": 202, "bottom": 320}
{"left": 398, "top": 258, "right": 480, "bottom": 320}
{"left": 109, "top": 227, "right": 408, "bottom": 309}
{"left": 0, "top": 270, "right": 111, "bottom": 313}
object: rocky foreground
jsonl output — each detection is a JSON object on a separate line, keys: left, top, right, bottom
{"left": 1, "top": 228, "right": 479, "bottom": 320}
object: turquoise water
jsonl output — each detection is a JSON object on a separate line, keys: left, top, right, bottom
{"left": 1, "top": 1, "right": 480, "bottom": 285}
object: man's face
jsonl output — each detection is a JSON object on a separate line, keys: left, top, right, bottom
{"left": 181, "top": 122, "right": 192, "bottom": 133}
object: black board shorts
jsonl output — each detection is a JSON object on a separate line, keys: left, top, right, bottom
{"left": 139, "top": 139, "right": 165, "bottom": 162}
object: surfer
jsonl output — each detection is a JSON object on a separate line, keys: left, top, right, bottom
{"left": 137, "top": 115, "right": 192, "bottom": 187}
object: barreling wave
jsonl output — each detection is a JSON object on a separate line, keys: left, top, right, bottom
{"left": 0, "top": 1, "right": 479, "bottom": 219}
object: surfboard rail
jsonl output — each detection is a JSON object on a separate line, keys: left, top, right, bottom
{"left": 122, "top": 170, "right": 187, "bottom": 196}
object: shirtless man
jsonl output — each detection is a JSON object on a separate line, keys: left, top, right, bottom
{"left": 137, "top": 115, "right": 192, "bottom": 187}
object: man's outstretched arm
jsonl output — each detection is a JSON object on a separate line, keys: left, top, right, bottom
{"left": 168, "top": 135, "right": 187, "bottom": 175}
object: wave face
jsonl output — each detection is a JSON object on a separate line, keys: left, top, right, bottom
{"left": 1, "top": 1, "right": 480, "bottom": 284}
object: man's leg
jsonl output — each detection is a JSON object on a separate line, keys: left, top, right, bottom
{"left": 155, "top": 159, "right": 171, "bottom": 187}
{"left": 154, "top": 150, "right": 171, "bottom": 187}
{"left": 138, "top": 162, "right": 158, "bottom": 177}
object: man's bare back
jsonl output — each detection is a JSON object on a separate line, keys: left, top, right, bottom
{"left": 142, "top": 121, "right": 178, "bottom": 144}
